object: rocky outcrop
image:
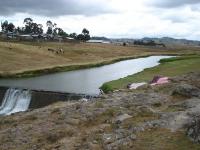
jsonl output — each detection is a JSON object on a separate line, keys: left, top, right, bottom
{"left": 173, "top": 84, "right": 200, "bottom": 98}
{"left": 187, "top": 115, "right": 200, "bottom": 143}
{"left": 0, "top": 72, "right": 199, "bottom": 149}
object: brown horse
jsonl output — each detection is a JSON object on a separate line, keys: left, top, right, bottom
{"left": 48, "top": 48, "right": 64, "bottom": 54}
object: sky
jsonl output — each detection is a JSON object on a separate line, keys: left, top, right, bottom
{"left": 0, "top": 0, "right": 200, "bottom": 40}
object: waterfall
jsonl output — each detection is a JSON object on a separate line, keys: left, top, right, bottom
{"left": 0, "top": 88, "right": 31, "bottom": 115}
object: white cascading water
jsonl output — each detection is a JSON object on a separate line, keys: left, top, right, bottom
{"left": 0, "top": 88, "right": 31, "bottom": 115}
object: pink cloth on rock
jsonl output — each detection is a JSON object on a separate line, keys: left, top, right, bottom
{"left": 150, "top": 77, "right": 169, "bottom": 86}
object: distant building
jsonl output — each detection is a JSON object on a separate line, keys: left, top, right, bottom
{"left": 7, "top": 32, "right": 17, "bottom": 39}
{"left": 65, "top": 37, "right": 74, "bottom": 40}
{"left": 0, "top": 32, "right": 77, "bottom": 43}
{"left": 63, "top": 37, "right": 76, "bottom": 42}
{"left": 87, "top": 40, "right": 110, "bottom": 44}
{"left": 18, "top": 34, "right": 33, "bottom": 40}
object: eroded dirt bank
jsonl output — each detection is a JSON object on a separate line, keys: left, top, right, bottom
{"left": 0, "top": 72, "right": 200, "bottom": 150}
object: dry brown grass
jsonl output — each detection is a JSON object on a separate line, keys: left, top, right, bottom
{"left": 133, "top": 128, "right": 200, "bottom": 150}
{"left": 0, "top": 41, "right": 199, "bottom": 77}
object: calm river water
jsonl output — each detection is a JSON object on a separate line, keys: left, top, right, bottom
{"left": 0, "top": 56, "right": 173, "bottom": 95}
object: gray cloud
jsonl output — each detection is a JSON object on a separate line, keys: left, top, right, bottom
{"left": 191, "top": 4, "right": 200, "bottom": 12}
{"left": 159, "top": 12, "right": 195, "bottom": 23}
{"left": 165, "top": 16, "right": 187, "bottom": 23}
{"left": 150, "top": 0, "right": 200, "bottom": 8}
{"left": 0, "top": 0, "right": 113, "bottom": 17}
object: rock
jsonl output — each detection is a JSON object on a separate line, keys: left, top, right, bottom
{"left": 173, "top": 84, "right": 200, "bottom": 98}
{"left": 105, "top": 133, "right": 135, "bottom": 150}
{"left": 137, "top": 106, "right": 156, "bottom": 114}
{"left": 187, "top": 116, "right": 200, "bottom": 143}
{"left": 102, "top": 134, "right": 115, "bottom": 144}
{"left": 80, "top": 98, "right": 89, "bottom": 102}
{"left": 115, "top": 129, "right": 129, "bottom": 139}
{"left": 66, "top": 118, "right": 80, "bottom": 125}
{"left": 130, "top": 134, "right": 137, "bottom": 140}
{"left": 133, "top": 93, "right": 167, "bottom": 105}
{"left": 113, "top": 90, "right": 120, "bottom": 92}
{"left": 92, "top": 140, "right": 98, "bottom": 144}
{"left": 177, "top": 98, "right": 200, "bottom": 109}
{"left": 115, "top": 114, "right": 132, "bottom": 123}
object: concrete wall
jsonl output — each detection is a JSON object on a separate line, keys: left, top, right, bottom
{"left": 29, "top": 90, "right": 87, "bottom": 109}
{"left": 0, "top": 87, "right": 7, "bottom": 105}
{"left": 0, "top": 86, "right": 90, "bottom": 109}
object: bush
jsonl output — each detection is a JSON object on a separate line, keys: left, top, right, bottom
{"left": 100, "top": 84, "right": 113, "bottom": 93}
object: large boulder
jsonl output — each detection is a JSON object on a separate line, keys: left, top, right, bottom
{"left": 172, "top": 84, "right": 200, "bottom": 98}
{"left": 187, "top": 116, "right": 200, "bottom": 143}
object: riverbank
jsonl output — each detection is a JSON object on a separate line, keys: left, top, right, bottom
{"left": 0, "top": 72, "right": 200, "bottom": 149}
{"left": 0, "top": 54, "right": 175, "bottom": 78}
{"left": 101, "top": 55, "right": 200, "bottom": 93}
{"left": 0, "top": 41, "right": 199, "bottom": 78}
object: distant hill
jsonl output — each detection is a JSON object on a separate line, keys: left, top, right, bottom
{"left": 142, "top": 37, "right": 200, "bottom": 46}
{"left": 91, "top": 36, "right": 200, "bottom": 46}
{"left": 91, "top": 36, "right": 111, "bottom": 41}
{"left": 109, "top": 37, "right": 200, "bottom": 46}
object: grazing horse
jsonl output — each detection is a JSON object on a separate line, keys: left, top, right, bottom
{"left": 48, "top": 48, "right": 64, "bottom": 54}
{"left": 59, "top": 48, "right": 64, "bottom": 54}
{"left": 48, "top": 48, "right": 56, "bottom": 53}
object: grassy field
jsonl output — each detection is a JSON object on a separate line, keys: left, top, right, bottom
{"left": 0, "top": 40, "right": 199, "bottom": 78}
{"left": 101, "top": 55, "right": 200, "bottom": 92}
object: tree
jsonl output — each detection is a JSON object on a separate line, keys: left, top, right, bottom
{"left": 69, "top": 33, "right": 77, "bottom": 39}
{"left": 1, "top": 21, "right": 15, "bottom": 33}
{"left": 77, "top": 34, "right": 85, "bottom": 41}
{"left": 7, "top": 23, "right": 15, "bottom": 32}
{"left": 37, "top": 24, "right": 43, "bottom": 34}
{"left": 23, "top": 18, "right": 43, "bottom": 34}
{"left": 76, "top": 28, "right": 91, "bottom": 41}
{"left": 1, "top": 20, "right": 8, "bottom": 32}
{"left": 46, "top": 20, "right": 53, "bottom": 28}
{"left": 46, "top": 20, "right": 56, "bottom": 35}
{"left": 53, "top": 27, "right": 58, "bottom": 35}
{"left": 82, "top": 28, "right": 90, "bottom": 41}
{"left": 52, "top": 27, "right": 67, "bottom": 36}
{"left": 24, "top": 18, "right": 33, "bottom": 25}
{"left": 60, "top": 31, "right": 68, "bottom": 37}
{"left": 24, "top": 18, "right": 33, "bottom": 34}
{"left": 82, "top": 28, "right": 89, "bottom": 35}
{"left": 15, "top": 27, "right": 24, "bottom": 34}
{"left": 84, "top": 34, "right": 90, "bottom": 41}
{"left": 47, "top": 27, "right": 53, "bottom": 35}
{"left": 31, "top": 23, "right": 44, "bottom": 34}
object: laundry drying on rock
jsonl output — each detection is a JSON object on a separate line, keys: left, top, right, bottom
{"left": 150, "top": 75, "right": 170, "bottom": 86}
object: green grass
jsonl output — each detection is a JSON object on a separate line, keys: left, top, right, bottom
{"left": 101, "top": 55, "right": 200, "bottom": 92}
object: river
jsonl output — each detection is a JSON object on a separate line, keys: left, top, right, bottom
{"left": 0, "top": 56, "right": 173, "bottom": 95}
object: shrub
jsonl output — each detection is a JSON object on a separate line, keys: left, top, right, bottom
{"left": 100, "top": 84, "right": 113, "bottom": 93}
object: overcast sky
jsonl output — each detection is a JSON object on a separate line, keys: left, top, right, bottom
{"left": 1, "top": 0, "right": 200, "bottom": 40}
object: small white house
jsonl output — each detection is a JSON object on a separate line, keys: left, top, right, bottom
{"left": 18, "top": 35, "right": 33, "bottom": 40}
{"left": 87, "top": 40, "right": 110, "bottom": 44}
